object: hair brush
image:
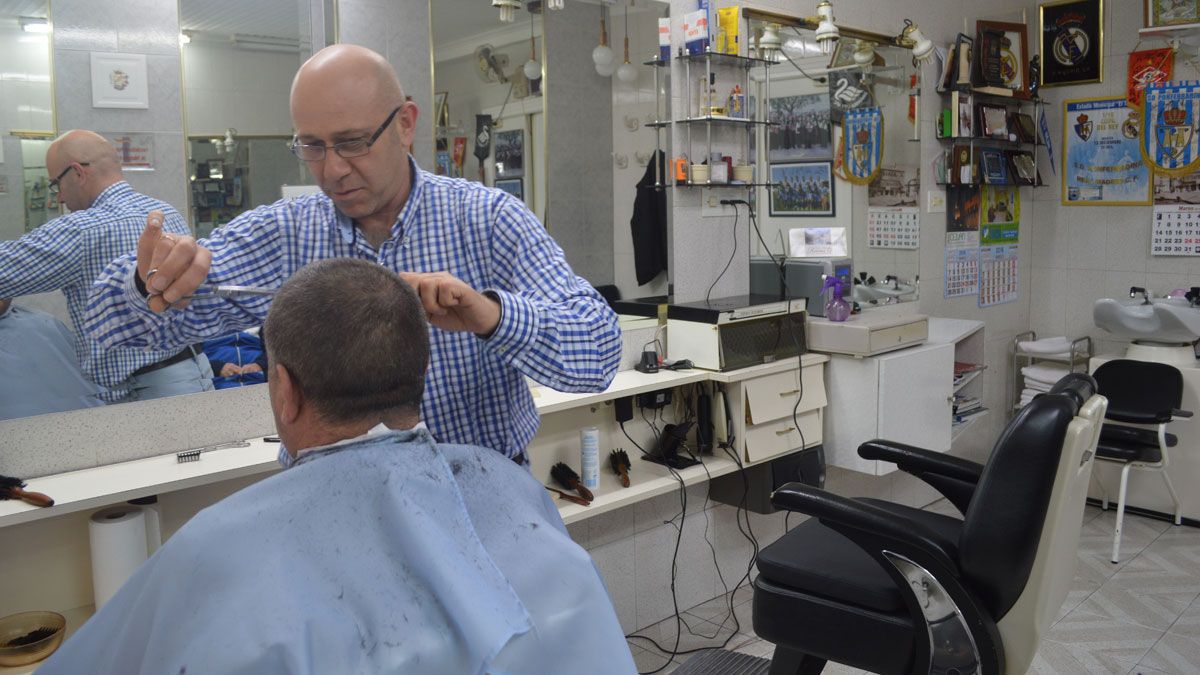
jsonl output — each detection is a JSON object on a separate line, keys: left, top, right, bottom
{"left": 609, "top": 449, "right": 631, "bottom": 488}
{"left": 545, "top": 485, "right": 591, "bottom": 507}
{"left": 0, "top": 475, "right": 54, "bottom": 507}
{"left": 550, "top": 462, "right": 594, "bottom": 502}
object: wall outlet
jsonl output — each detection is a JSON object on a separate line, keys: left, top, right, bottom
{"left": 701, "top": 189, "right": 735, "bottom": 218}
{"left": 927, "top": 189, "right": 947, "bottom": 213}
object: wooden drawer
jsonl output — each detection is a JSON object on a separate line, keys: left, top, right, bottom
{"left": 744, "top": 365, "right": 826, "bottom": 425}
{"left": 868, "top": 320, "right": 928, "bottom": 354}
{"left": 744, "top": 409, "right": 822, "bottom": 464}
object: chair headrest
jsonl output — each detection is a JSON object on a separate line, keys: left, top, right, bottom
{"left": 1047, "top": 372, "right": 1097, "bottom": 414}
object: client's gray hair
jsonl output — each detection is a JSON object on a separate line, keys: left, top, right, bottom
{"left": 263, "top": 258, "right": 428, "bottom": 421}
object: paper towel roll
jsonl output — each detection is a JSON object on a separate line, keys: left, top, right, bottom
{"left": 89, "top": 506, "right": 149, "bottom": 609}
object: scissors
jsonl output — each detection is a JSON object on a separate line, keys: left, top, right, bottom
{"left": 182, "top": 285, "right": 278, "bottom": 300}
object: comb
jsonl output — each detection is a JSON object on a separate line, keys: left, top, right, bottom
{"left": 177, "top": 440, "right": 251, "bottom": 463}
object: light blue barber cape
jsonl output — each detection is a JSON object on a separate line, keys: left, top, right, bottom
{"left": 0, "top": 304, "right": 104, "bottom": 419}
{"left": 41, "top": 427, "right": 635, "bottom": 674}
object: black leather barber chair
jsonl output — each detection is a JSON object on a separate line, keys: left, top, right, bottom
{"left": 751, "top": 374, "right": 1106, "bottom": 675}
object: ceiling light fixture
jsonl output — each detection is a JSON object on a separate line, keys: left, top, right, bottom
{"left": 901, "top": 20, "right": 934, "bottom": 63}
{"left": 523, "top": 9, "right": 541, "bottom": 81}
{"left": 19, "top": 17, "right": 49, "bottom": 34}
{"left": 593, "top": 3, "right": 615, "bottom": 76}
{"left": 813, "top": 1, "right": 838, "bottom": 56}
{"left": 616, "top": 2, "right": 637, "bottom": 84}
{"left": 492, "top": 0, "right": 521, "bottom": 23}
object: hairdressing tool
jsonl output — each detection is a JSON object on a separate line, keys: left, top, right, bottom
{"left": 182, "top": 285, "right": 278, "bottom": 300}
{"left": 0, "top": 475, "right": 54, "bottom": 508}
{"left": 609, "top": 449, "right": 631, "bottom": 487}
{"left": 177, "top": 440, "right": 251, "bottom": 463}
{"left": 544, "top": 485, "right": 591, "bottom": 507}
{"left": 550, "top": 462, "right": 594, "bottom": 502}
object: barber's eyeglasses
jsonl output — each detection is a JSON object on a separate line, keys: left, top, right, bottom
{"left": 48, "top": 162, "right": 90, "bottom": 194}
{"left": 290, "top": 107, "right": 403, "bottom": 162}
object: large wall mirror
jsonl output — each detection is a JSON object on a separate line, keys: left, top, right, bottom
{"left": 747, "top": 13, "right": 921, "bottom": 310}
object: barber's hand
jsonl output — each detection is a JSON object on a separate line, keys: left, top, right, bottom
{"left": 219, "top": 363, "right": 242, "bottom": 377}
{"left": 241, "top": 363, "right": 263, "bottom": 374}
{"left": 398, "top": 272, "right": 501, "bottom": 336}
{"left": 136, "top": 210, "right": 212, "bottom": 313}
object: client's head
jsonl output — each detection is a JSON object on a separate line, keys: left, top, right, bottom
{"left": 262, "top": 258, "right": 429, "bottom": 453}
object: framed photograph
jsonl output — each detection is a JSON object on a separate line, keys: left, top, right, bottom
{"left": 976, "top": 21, "right": 1029, "bottom": 95}
{"left": 90, "top": 52, "right": 149, "bottom": 109}
{"left": 494, "top": 128, "right": 523, "bottom": 179}
{"left": 768, "top": 82, "right": 832, "bottom": 162}
{"left": 1145, "top": 0, "right": 1200, "bottom": 27}
{"left": 1039, "top": 0, "right": 1103, "bottom": 87}
{"left": 980, "top": 105, "right": 1010, "bottom": 139}
{"left": 434, "top": 91, "right": 450, "bottom": 128}
{"left": 1063, "top": 97, "right": 1150, "bottom": 205}
{"left": 981, "top": 149, "right": 1009, "bottom": 184}
{"left": 495, "top": 178, "right": 523, "bottom": 200}
{"left": 769, "top": 161, "right": 835, "bottom": 217}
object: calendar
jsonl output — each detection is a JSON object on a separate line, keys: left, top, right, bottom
{"left": 979, "top": 245, "right": 1019, "bottom": 307}
{"left": 867, "top": 207, "right": 920, "bottom": 249}
{"left": 1152, "top": 205, "right": 1200, "bottom": 256}
{"left": 944, "top": 246, "right": 978, "bottom": 298}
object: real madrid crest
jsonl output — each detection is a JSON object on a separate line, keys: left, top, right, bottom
{"left": 1141, "top": 81, "right": 1200, "bottom": 176}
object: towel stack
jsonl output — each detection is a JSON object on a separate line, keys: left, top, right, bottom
{"left": 1019, "top": 362, "right": 1071, "bottom": 407}
{"left": 1016, "top": 336, "right": 1074, "bottom": 359}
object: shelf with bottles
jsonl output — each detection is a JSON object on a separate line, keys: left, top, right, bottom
{"left": 648, "top": 115, "right": 774, "bottom": 128}
{"left": 642, "top": 50, "right": 772, "bottom": 69}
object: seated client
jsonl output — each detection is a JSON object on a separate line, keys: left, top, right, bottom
{"left": 41, "top": 259, "right": 635, "bottom": 674}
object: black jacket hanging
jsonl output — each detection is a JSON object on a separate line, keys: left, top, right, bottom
{"left": 630, "top": 150, "right": 668, "bottom": 286}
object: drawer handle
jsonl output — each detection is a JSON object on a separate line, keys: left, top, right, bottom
{"left": 778, "top": 389, "right": 800, "bottom": 396}
{"left": 775, "top": 427, "right": 796, "bottom": 436}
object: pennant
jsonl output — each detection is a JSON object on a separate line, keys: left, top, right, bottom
{"left": 1128, "top": 48, "right": 1173, "bottom": 109}
{"left": 1038, "top": 106, "right": 1056, "bottom": 175}
{"left": 841, "top": 107, "right": 883, "bottom": 185}
{"left": 1141, "top": 81, "right": 1200, "bottom": 176}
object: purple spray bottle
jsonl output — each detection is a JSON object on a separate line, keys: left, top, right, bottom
{"left": 821, "top": 275, "right": 851, "bottom": 322}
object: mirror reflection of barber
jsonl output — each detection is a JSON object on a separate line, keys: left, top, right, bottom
{"left": 0, "top": 131, "right": 214, "bottom": 405}
{"left": 84, "top": 45, "right": 621, "bottom": 464}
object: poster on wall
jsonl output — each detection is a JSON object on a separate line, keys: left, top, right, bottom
{"left": 946, "top": 185, "right": 981, "bottom": 236}
{"left": 494, "top": 129, "right": 523, "bottom": 179}
{"left": 1127, "top": 48, "right": 1173, "bottom": 108}
{"left": 981, "top": 185, "right": 1020, "bottom": 244}
{"left": 1062, "top": 97, "right": 1150, "bottom": 205}
{"left": 788, "top": 227, "right": 847, "bottom": 257}
{"left": 979, "top": 244, "right": 1019, "bottom": 307}
{"left": 944, "top": 246, "right": 978, "bottom": 298}
{"left": 495, "top": 178, "right": 523, "bottom": 201}
{"left": 1140, "top": 81, "right": 1200, "bottom": 176}
{"left": 90, "top": 52, "right": 149, "bottom": 109}
{"left": 767, "top": 83, "right": 832, "bottom": 162}
{"left": 770, "top": 162, "right": 835, "bottom": 216}
{"left": 1038, "top": 0, "right": 1103, "bottom": 88}
{"left": 1152, "top": 170, "right": 1200, "bottom": 256}
{"left": 102, "top": 133, "right": 154, "bottom": 170}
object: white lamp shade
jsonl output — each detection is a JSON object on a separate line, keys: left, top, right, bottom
{"left": 524, "top": 59, "right": 542, "bottom": 80}
{"left": 592, "top": 43, "right": 615, "bottom": 66}
{"left": 596, "top": 60, "right": 617, "bottom": 77}
{"left": 617, "top": 61, "right": 638, "bottom": 83}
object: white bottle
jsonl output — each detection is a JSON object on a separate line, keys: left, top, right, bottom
{"left": 581, "top": 426, "right": 600, "bottom": 490}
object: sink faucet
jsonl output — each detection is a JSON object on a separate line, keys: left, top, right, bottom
{"left": 885, "top": 274, "right": 903, "bottom": 290}
{"left": 1129, "top": 286, "right": 1150, "bottom": 305}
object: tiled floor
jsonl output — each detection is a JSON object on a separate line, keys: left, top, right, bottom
{"left": 624, "top": 502, "right": 1200, "bottom": 675}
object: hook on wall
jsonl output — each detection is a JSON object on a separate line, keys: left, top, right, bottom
{"left": 623, "top": 115, "right": 640, "bottom": 131}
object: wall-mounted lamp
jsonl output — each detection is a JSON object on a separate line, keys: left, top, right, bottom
{"left": 852, "top": 40, "right": 875, "bottom": 66}
{"left": 19, "top": 17, "right": 49, "bottom": 34}
{"left": 523, "top": 9, "right": 541, "bottom": 81}
{"left": 757, "top": 23, "right": 783, "bottom": 63}
{"left": 492, "top": 0, "right": 522, "bottom": 23}
{"left": 616, "top": 2, "right": 638, "bottom": 84}
{"left": 901, "top": 20, "right": 935, "bottom": 63}
{"left": 813, "top": 1, "right": 838, "bottom": 55}
{"left": 179, "top": 31, "right": 192, "bottom": 46}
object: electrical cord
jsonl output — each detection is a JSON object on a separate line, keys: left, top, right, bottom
{"left": 704, "top": 205, "right": 739, "bottom": 306}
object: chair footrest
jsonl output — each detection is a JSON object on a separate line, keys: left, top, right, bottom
{"left": 672, "top": 649, "right": 771, "bottom": 675}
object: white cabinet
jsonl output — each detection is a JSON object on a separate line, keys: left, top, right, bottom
{"left": 712, "top": 357, "right": 828, "bottom": 465}
{"left": 823, "top": 318, "right": 984, "bottom": 476}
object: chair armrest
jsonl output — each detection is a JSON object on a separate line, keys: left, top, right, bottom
{"left": 1107, "top": 406, "right": 1191, "bottom": 424}
{"left": 1172, "top": 408, "right": 1193, "bottom": 419}
{"left": 858, "top": 440, "right": 984, "bottom": 483}
{"left": 771, "top": 482, "right": 960, "bottom": 575}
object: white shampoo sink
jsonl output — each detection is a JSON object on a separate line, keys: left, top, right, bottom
{"left": 1093, "top": 298, "right": 1200, "bottom": 344}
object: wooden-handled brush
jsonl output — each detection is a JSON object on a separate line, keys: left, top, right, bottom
{"left": 0, "top": 475, "right": 54, "bottom": 507}
{"left": 609, "top": 449, "right": 631, "bottom": 488}
{"left": 545, "top": 485, "right": 591, "bottom": 507}
{"left": 550, "top": 462, "right": 594, "bottom": 502}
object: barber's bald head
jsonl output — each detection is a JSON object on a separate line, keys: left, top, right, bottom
{"left": 291, "top": 44, "right": 405, "bottom": 113}
{"left": 46, "top": 130, "right": 123, "bottom": 211}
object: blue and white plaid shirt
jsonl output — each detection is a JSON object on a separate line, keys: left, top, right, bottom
{"left": 0, "top": 182, "right": 190, "bottom": 393}
{"left": 86, "top": 159, "right": 622, "bottom": 460}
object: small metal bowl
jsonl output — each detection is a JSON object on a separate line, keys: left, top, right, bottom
{"left": 0, "top": 611, "right": 66, "bottom": 667}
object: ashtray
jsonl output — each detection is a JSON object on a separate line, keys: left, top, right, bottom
{"left": 0, "top": 611, "right": 66, "bottom": 667}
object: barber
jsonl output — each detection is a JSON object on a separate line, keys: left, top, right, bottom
{"left": 0, "top": 130, "right": 213, "bottom": 402}
{"left": 85, "top": 44, "right": 621, "bottom": 463}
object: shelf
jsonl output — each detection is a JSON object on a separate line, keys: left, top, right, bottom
{"left": 951, "top": 409, "right": 990, "bottom": 441}
{"left": 937, "top": 135, "right": 1041, "bottom": 147}
{"left": 675, "top": 181, "right": 776, "bottom": 188}
{"left": 1139, "top": 22, "right": 1200, "bottom": 40}
{"left": 658, "top": 116, "right": 774, "bottom": 127}
{"left": 954, "top": 369, "right": 984, "bottom": 393}
{"left": 678, "top": 50, "right": 774, "bottom": 68}
{"left": 555, "top": 455, "right": 738, "bottom": 525}
{"left": 946, "top": 87, "right": 1040, "bottom": 104}
{"left": 936, "top": 181, "right": 1042, "bottom": 188}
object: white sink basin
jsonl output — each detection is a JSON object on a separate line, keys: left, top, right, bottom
{"left": 1094, "top": 298, "right": 1200, "bottom": 344}
{"left": 853, "top": 283, "right": 916, "bottom": 305}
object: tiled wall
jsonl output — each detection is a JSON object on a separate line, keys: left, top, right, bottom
{"left": 1027, "top": 0, "right": 1200, "bottom": 359}
{"left": 181, "top": 43, "right": 299, "bottom": 137}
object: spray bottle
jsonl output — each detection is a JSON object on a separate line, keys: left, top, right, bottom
{"left": 821, "top": 276, "right": 851, "bottom": 322}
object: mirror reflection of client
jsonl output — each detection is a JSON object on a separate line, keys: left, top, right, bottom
{"left": 203, "top": 328, "right": 267, "bottom": 389}
{"left": 0, "top": 130, "right": 214, "bottom": 404}
{"left": 84, "top": 45, "right": 619, "bottom": 465}
{"left": 39, "top": 259, "right": 636, "bottom": 674}
{"left": 0, "top": 298, "right": 104, "bottom": 420}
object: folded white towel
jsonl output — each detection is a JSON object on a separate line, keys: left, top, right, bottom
{"left": 1022, "top": 363, "right": 1071, "bottom": 385}
{"left": 1024, "top": 381, "right": 1052, "bottom": 393}
{"left": 1017, "top": 336, "right": 1074, "bottom": 355}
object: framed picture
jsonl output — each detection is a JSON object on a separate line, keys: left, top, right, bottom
{"left": 1039, "top": 0, "right": 1103, "bottom": 87}
{"left": 767, "top": 80, "right": 832, "bottom": 162}
{"left": 1145, "top": 0, "right": 1200, "bottom": 27}
{"left": 977, "top": 20, "right": 1029, "bottom": 95}
{"left": 494, "top": 128, "right": 523, "bottom": 179}
{"left": 495, "top": 178, "right": 523, "bottom": 200}
{"left": 90, "top": 52, "right": 149, "bottom": 109}
{"left": 1063, "top": 97, "right": 1150, "bottom": 205}
{"left": 769, "top": 161, "right": 835, "bottom": 217}
{"left": 434, "top": 91, "right": 450, "bottom": 129}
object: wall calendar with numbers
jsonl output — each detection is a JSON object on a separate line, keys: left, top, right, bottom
{"left": 867, "top": 207, "right": 920, "bottom": 249}
{"left": 979, "top": 245, "right": 1019, "bottom": 307}
{"left": 1152, "top": 205, "right": 1200, "bottom": 256}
